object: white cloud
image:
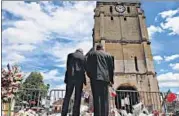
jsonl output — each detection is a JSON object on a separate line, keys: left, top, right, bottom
{"left": 154, "top": 17, "right": 158, "bottom": 22}
{"left": 2, "top": 1, "right": 95, "bottom": 67}
{"left": 164, "top": 54, "right": 179, "bottom": 62}
{"left": 2, "top": 20, "right": 48, "bottom": 44}
{"left": 157, "top": 72, "right": 179, "bottom": 81}
{"left": 50, "top": 40, "right": 92, "bottom": 65}
{"left": 160, "top": 69, "right": 168, "bottom": 72}
{"left": 169, "top": 63, "right": 179, "bottom": 71}
{"left": 55, "top": 84, "right": 66, "bottom": 90}
{"left": 159, "top": 82, "right": 179, "bottom": 88}
{"left": 159, "top": 8, "right": 179, "bottom": 35}
{"left": 41, "top": 69, "right": 64, "bottom": 81}
{"left": 2, "top": 1, "right": 95, "bottom": 44}
{"left": 161, "top": 16, "right": 179, "bottom": 35}
{"left": 5, "top": 44, "right": 36, "bottom": 52}
{"left": 153, "top": 55, "right": 163, "bottom": 64}
{"left": 55, "top": 64, "right": 66, "bottom": 68}
{"left": 147, "top": 25, "right": 163, "bottom": 39}
{"left": 157, "top": 72, "right": 179, "bottom": 88}
{"left": 159, "top": 8, "right": 179, "bottom": 19}
{"left": 2, "top": 52, "right": 25, "bottom": 65}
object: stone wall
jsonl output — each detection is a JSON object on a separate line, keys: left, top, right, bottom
{"left": 91, "top": 1, "right": 161, "bottom": 110}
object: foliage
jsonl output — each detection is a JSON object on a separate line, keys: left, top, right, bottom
{"left": 1, "top": 64, "right": 23, "bottom": 102}
{"left": 17, "top": 72, "right": 50, "bottom": 107}
{"left": 23, "top": 72, "right": 48, "bottom": 89}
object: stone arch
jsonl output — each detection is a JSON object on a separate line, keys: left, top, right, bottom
{"left": 117, "top": 83, "right": 137, "bottom": 90}
{"left": 115, "top": 83, "right": 139, "bottom": 113}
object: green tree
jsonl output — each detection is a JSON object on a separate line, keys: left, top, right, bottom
{"left": 17, "top": 72, "right": 50, "bottom": 107}
{"left": 23, "top": 72, "right": 48, "bottom": 89}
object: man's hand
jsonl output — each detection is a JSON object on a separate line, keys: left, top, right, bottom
{"left": 109, "top": 82, "right": 113, "bottom": 87}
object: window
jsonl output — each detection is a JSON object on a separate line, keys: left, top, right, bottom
{"left": 127, "top": 6, "right": 130, "bottom": 13}
{"left": 124, "top": 17, "right": 127, "bottom": 21}
{"left": 55, "top": 106, "right": 58, "bottom": 111}
{"left": 147, "top": 41, "right": 151, "bottom": 45}
{"left": 110, "top": 6, "right": 113, "bottom": 13}
{"left": 134, "top": 56, "right": 139, "bottom": 71}
{"left": 111, "top": 16, "right": 113, "bottom": 20}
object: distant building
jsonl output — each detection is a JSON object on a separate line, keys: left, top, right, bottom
{"left": 52, "top": 98, "right": 63, "bottom": 113}
{"left": 52, "top": 98, "right": 74, "bottom": 113}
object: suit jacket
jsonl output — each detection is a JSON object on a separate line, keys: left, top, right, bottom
{"left": 64, "top": 51, "right": 86, "bottom": 84}
{"left": 86, "top": 50, "right": 114, "bottom": 84}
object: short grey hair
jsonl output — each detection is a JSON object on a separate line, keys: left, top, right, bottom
{"left": 76, "top": 48, "right": 83, "bottom": 54}
{"left": 96, "top": 44, "right": 104, "bottom": 50}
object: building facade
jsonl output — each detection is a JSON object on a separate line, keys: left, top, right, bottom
{"left": 92, "top": 2, "right": 161, "bottom": 109}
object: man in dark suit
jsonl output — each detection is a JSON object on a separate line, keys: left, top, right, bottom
{"left": 61, "top": 48, "right": 86, "bottom": 116}
{"left": 86, "top": 44, "right": 114, "bottom": 116}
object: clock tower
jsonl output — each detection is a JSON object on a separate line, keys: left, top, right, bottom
{"left": 92, "top": 2, "right": 160, "bottom": 110}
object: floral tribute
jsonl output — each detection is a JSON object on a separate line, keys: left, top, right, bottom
{"left": 166, "top": 92, "right": 177, "bottom": 103}
{"left": 14, "top": 108, "right": 38, "bottom": 116}
{"left": 1, "top": 64, "right": 23, "bottom": 102}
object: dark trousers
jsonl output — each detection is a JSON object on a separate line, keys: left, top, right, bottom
{"left": 61, "top": 80, "right": 83, "bottom": 116}
{"left": 91, "top": 80, "right": 109, "bottom": 116}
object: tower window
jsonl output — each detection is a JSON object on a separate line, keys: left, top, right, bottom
{"left": 111, "top": 16, "right": 113, "bottom": 20}
{"left": 134, "top": 56, "right": 139, "bottom": 71}
{"left": 127, "top": 7, "right": 130, "bottom": 13}
{"left": 110, "top": 6, "right": 113, "bottom": 13}
{"left": 124, "top": 17, "right": 127, "bottom": 21}
{"left": 147, "top": 41, "right": 151, "bottom": 45}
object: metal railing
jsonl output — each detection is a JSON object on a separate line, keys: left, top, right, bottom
{"left": 49, "top": 89, "right": 73, "bottom": 114}
{"left": 2, "top": 88, "right": 48, "bottom": 115}
{"left": 110, "top": 90, "right": 179, "bottom": 115}
{"left": 2, "top": 88, "right": 179, "bottom": 115}
{"left": 16, "top": 88, "right": 47, "bottom": 107}
{"left": 49, "top": 89, "right": 179, "bottom": 114}
{"left": 114, "top": 90, "right": 161, "bottom": 112}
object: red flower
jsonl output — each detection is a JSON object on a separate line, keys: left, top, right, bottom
{"left": 166, "top": 93, "right": 177, "bottom": 102}
{"left": 29, "top": 100, "right": 36, "bottom": 104}
{"left": 152, "top": 110, "right": 159, "bottom": 116}
{"left": 16, "top": 74, "right": 22, "bottom": 78}
{"left": 8, "top": 71, "right": 11, "bottom": 75}
{"left": 110, "top": 87, "right": 117, "bottom": 97}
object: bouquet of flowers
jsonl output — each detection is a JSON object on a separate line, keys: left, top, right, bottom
{"left": 1, "top": 64, "right": 24, "bottom": 102}
{"left": 15, "top": 109, "right": 38, "bottom": 116}
{"left": 109, "top": 86, "right": 117, "bottom": 97}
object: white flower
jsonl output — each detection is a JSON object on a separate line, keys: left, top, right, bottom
{"left": 80, "top": 105, "right": 89, "bottom": 114}
{"left": 14, "top": 74, "right": 23, "bottom": 81}
{"left": 3, "top": 97, "right": 8, "bottom": 102}
{"left": 7, "top": 93, "right": 14, "bottom": 99}
{"left": 8, "top": 87, "right": 13, "bottom": 92}
{"left": 12, "top": 88, "right": 18, "bottom": 93}
{"left": 12, "top": 82, "right": 21, "bottom": 87}
{"left": 2, "top": 88, "right": 7, "bottom": 95}
{"left": 2, "top": 65, "right": 23, "bottom": 102}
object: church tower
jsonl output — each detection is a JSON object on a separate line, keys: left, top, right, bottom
{"left": 93, "top": 2, "right": 160, "bottom": 93}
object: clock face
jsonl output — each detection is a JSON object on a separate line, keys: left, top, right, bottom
{"left": 115, "top": 5, "right": 126, "bottom": 13}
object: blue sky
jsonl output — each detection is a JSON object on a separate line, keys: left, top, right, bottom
{"left": 2, "top": 1, "right": 179, "bottom": 93}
